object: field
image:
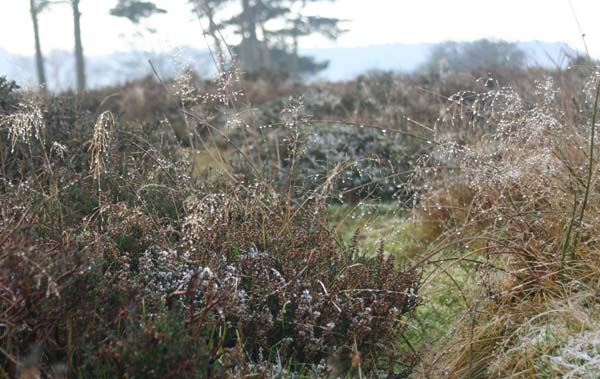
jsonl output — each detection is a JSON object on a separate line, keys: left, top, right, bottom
{"left": 2, "top": 57, "right": 600, "bottom": 378}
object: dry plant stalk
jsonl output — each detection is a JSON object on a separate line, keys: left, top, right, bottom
{"left": 89, "top": 111, "right": 115, "bottom": 186}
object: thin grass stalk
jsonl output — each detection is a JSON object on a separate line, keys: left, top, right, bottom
{"left": 561, "top": 193, "right": 578, "bottom": 271}
{"left": 572, "top": 78, "right": 600, "bottom": 258}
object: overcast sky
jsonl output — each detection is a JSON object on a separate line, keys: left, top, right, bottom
{"left": 1, "top": 0, "right": 599, "bottom": 57}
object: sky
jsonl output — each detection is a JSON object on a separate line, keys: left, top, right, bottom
{"left": 1, "top": 0, "right": 599, "bottom": 57}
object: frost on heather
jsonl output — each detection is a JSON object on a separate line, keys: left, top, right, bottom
{"left": 138, "top": 247, "right": 195, "bottom": 297}
{"left": 546, "top": 329, "right": 600, "bottom": 378}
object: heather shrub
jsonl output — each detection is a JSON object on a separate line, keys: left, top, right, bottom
{"left": 0, "top": 186, "right": 420, "bottom": 377}
{"left": 0, "top": 80, "right": 420, "bottom": 378}
{"left": 178, "top": 188, "right": 419, "bottom": 370}
{"left": 251, "top": 68, "right": 562, "bottom": 202}
{"left": 0, "top": 76, "right": 20, "bottom": 115}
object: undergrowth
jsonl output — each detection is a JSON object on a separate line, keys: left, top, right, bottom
{"left": 2, "top": 53, "right": 600, "bottom": 379}
{"left": 0, "top": 68, "right": 421, "bottom": 378}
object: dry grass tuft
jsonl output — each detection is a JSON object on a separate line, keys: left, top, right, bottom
{"left": 411, "top": 66, "right": 600, "bottom": 379}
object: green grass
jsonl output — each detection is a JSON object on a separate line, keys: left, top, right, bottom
{"left": 328, "top": 202, "right": 412, "bottom": 257}
{"left": 328, "top": 202, "right": 477, "bottom": 364}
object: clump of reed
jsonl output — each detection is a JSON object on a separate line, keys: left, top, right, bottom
{"left": 410, "top": 64, "right": 600, "bottom": 378}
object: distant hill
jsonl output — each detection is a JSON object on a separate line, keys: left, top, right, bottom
{"left": 0, "top": 41, "right": 580, "bottom": 91}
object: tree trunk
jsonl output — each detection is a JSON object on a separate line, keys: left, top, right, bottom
{"left": 30, "top": 0, "right": 47, "bottom": 92}
{"left": 240, "top": 0, "right": 260, "bottom": 74}
{"left": 291, "top": 19, "right": 299, "bottom": 80}
{"left": 71, "top": 0, "right": 86, "bottom": 92}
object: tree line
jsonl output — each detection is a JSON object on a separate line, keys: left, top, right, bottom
{"left": 29, "top": 0, "right": 345, "bottom": 92}
{"left": 30, "top": 0, "right": 87, "bottom": 92}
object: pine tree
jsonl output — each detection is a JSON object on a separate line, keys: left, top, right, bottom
{"left": 110, "top": 0, "right": 167, "bottom": 24}
{"left": 29, "top": 0, "right": 49, "bottom": 91}
{"left": 192, "top": 0, "right": 345, "bottom": 77}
